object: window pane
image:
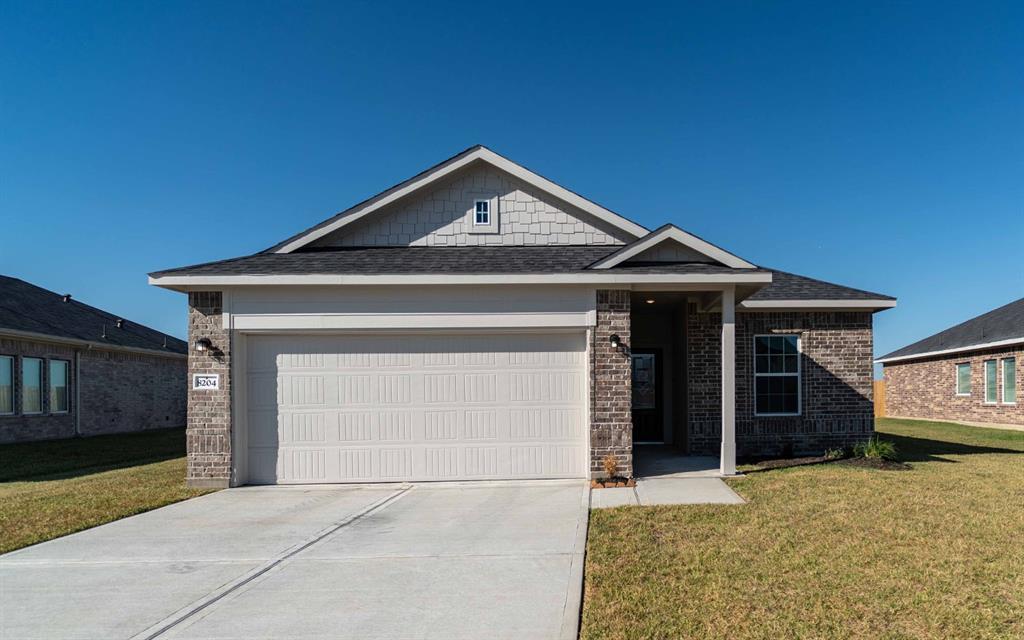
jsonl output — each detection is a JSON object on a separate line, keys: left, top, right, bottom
{"left": 755, "top": 355, "right": 769, "bottom": 374}
{"left": 22, "top": 358, "right": 42, "bottom": 413}
{"left": 1004, "top": 358, "right": 1016, "bottom": 404}
{"left": 784, "top": 354, "right": 798, "bottom": 373}
{"left": 0, "top": 356, "right": 11, "bottom": 414}
{"left": 49, "top": 360, "right": 69, "bottom": 412}
{"left": 985, "top": 360, "right": 997, "bottom": 403}
{"left": 783, "top": 336, "right": 798, "bottom": 354}
{"left": 956, "top": 363, "right": 971, "bottom": 395}
{"left": 755, "top": 336, "right": 772, "bottom": 355}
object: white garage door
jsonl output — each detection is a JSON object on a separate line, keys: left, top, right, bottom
{"left": 245, "top": 333, "right": 588, "bottom": 484}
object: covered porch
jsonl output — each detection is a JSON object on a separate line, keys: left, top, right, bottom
{"left": 626, "top": 287, "right": 740, "bottom": 477}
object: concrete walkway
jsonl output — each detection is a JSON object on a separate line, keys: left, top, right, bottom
{"left": 591, "top": 452, "right": 746, "bottom": 509}
{"left": 0, "top": 481, "right": 590, "bottom": 640}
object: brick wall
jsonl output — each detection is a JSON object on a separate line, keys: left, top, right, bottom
{"left": 313, "top": 165, "right": 631, "bottom": 247}
{"left": 590, "top": 290, "right": 633, "bottom": 477}
{"left": 187, "top": 292, "right": 232, "bottom": 488}
{"left": 0, "top": 336, "right": 185, "bottom": 444}
{"left": 688, "top": 310, "right": 875, "bottom": 457}
{"left": 884, "top": 347, "right": 1023, "bottom": 425}
{"left": 78, "top": 350, "right": 186, "bottom": 436}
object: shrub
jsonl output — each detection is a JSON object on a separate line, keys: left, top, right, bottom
{"left": 824, "top": 447, "right": 847, "bottom": 460}
{"left": 853, "top": 437, "right": 898, "bottom": 461}
{"left": 602, "top": 454, "right": 619, "bottom": 479}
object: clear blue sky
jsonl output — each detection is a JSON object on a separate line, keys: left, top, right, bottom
{"left": 2, "top": 1, "right": 1022, "bottom": 370}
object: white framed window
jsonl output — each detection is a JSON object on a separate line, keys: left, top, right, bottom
{"left": 984, "top": 359, "right": 997, "bottom": 404}
{"left": 0, "top": 356, "right": 12, "bottom": 415}
{"left": 753, "top": 334, "right": 801, "bottom": 416}
{"left": 955, "top": 363, "right": 971, "bottom": 396}
{"left": 1002, "top": 357, "right": 1016, "bottom": 405}
{"left": 22, "top": 357, "right": 43, "bottom": 414}
{"left": 49, "top": 360, "right": 69, "bottom": 413}
{"left": 474, "top": 199, "right": 490, "bottom": 225}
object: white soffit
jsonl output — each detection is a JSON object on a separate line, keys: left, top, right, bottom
{"left": 273, "top": 146, "right": 649, "bottom": 253}
{"left": 588, "top": 225, "right": 757, "bottom": 270}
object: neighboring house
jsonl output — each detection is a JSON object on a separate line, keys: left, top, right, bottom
{"left": 877, "top": 298, "right": 1022, "bottom": 427}
{"left": 0, "top": 276, "right": 188, "bottom": 443}
{"left": 149, "top": 145, "right": 895, "bottom": 488}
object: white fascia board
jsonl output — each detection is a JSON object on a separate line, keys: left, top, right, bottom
{"left": 274, "top": 147, "right": 647, "bottom": 253}
{"left": 0, "top": 328, "right": 187, "bottom": 360}
{"left": 589, "top": 225, "right": 757, "bottom": 270}
{"left": 150, "top": 272, "right": 773, "bottom": 290}
{"left": 875, "top": 336, "right": 1024, "bottom": 364}
{"left": 738, "top": 299, "right": 897, "bottom": 311}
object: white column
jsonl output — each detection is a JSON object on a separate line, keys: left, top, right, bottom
{"left": 720, "top": 286, "right": 737, "bottom": 476}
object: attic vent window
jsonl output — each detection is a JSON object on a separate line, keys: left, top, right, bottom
{"left": 474, "top": 199, "right": 490, "bottom": 225}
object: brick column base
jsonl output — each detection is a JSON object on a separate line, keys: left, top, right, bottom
{"left": 590, "top": 290, "right": 632, "bottom": 478}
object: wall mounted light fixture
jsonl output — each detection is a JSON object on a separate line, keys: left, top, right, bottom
{"left": 195, "top": 338, "right": 213, "bottom": 353}
{"left": 609, "top": 334, "right": 621, "bottom": 349}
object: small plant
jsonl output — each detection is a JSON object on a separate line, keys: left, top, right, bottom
{"left": 602, "top": 453, "right": 619, "bottom": 479}
{"left": 824, "top": 447, "right": 847, "bottom": 460}
{"left": 853, "top": 436, "right": 898, "bottom": 461}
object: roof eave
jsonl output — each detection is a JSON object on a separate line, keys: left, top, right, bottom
{"left": 876, "top": 335, "right": 1024, "bottom": 364}
{"left": 149, "top": 272, "right": 773, "bottom": 290}
{"left": 739, "top": 299, "right": 897, "bottom": 312}
{"left": 0, "top": 327, "right": 187, "bottom": 359}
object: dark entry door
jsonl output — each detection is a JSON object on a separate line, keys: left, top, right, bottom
{"left": 631, "top": 350, "right": 663, "bottom": 443}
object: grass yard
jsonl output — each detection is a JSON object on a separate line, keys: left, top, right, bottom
{"left": 0, "top": 428, "right": 210, "bottom": 554}
{"left": 582, "top": 418, "right": 1024, "bottom": 640}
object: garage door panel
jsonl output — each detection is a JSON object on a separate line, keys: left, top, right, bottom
{"left": 246, "top": 333, "right": 587, "bottom": 483}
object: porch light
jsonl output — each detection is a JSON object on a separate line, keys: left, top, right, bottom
{"left": 645, "top": 299, "right": 655, "bottom": 304}
{"left": 609, "top": 334, "right": 621, "bottom": 349}
{"left": 195, "top": 338, "right": 213, "bottom": 353}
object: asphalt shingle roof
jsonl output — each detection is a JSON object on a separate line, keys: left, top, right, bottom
{"left": 879, "top": 297, "right": 1024, "bottom": 361}
{"left": 0, "top": 276, "right": 187, "bottom": 355}
{"left": 151, "top": 247, "right": 891, "bottom": 303}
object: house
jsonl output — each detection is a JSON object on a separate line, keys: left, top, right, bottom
{"left": 0, "top": 275, "right": 188, "bottom": 443}
{"left": 877, "top": 297, "right": 1022, "bottom": 427}
{"left": 149, "top": 145, "right": 895, "bottom": 488}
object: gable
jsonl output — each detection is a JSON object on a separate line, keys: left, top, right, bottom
{"left": 589, "top": 224, "right": 757, "bottom": 270}
{"left": 310, "top": 163, "right": 636, "bottom": 247}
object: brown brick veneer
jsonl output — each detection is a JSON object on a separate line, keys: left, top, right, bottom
{"left": 187, "top": 291, "right": 232, "bottom": 488}
{"left": 688, "top": 310, "right": 875, "bottom": 457}
{"left": 590, "top": 290, "right": 633, "bottom": 477}
{"left": 884, "top": 347, "right": 1022, "bottom": 426}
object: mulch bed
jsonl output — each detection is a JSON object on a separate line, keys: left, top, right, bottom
{"left": 744, "top": 455, "right": 911, "bottom": 473}
{"left": 591, "top": 477, "right": 636, "bottom": 489}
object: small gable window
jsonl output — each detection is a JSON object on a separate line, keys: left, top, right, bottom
{"left": 474, "top": 199, "right": 490, "bottom": 225}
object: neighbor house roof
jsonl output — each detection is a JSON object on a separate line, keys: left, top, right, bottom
{"left": 149, "top": 247, "right": 893, "bottom": 309}
{"left": 0, "top": 275, "right": 187, "bottom": 356}
{"left": 877, "top": 297, "right": 1024, "bottom": 363}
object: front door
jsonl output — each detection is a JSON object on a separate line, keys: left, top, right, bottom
{"left": 631, "top": 350, "right": 663, "bottom": 443}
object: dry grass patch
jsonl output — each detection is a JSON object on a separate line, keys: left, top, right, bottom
{"left": 0, "top": 429, "right": 210, "bottom": 554}
{"left": 581, "top": 419, "right": 1024, "bottom": 639}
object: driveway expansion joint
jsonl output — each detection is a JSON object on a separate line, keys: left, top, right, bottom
{"left": 129, "top": 484, "right": 413, "bottom": 640}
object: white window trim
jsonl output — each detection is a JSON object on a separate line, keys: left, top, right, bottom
{"left": 1001, "top": 357, "right": 1017, "bottom": 405}
{"left": 49, "top": 359, "right": 70, "bottom": 414}
{"left": 473, "top": 199, "right": 490, "bottom": 226}
{"left": 21, "top": 357, "right": 44, "bottom": 415}
{"left": 955, "top": 362, "right": 971, "bottom": 396}
{"left": 983, "top": 359, "right": 998, "bottom": 405}
{"left": 753, "top": 334, "right": 802, "bottom": 417}
{"left": 0, "top": 355, "right": 13, "bottom": 416}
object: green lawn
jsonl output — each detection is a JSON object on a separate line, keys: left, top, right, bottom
{"left": 0, "top": 428, "right": 211, "bottom": 554}
{"left": 581, "top": 418, "right": 1024, "bottom": 640}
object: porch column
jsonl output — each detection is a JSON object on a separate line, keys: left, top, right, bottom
{"left": 720, "top": 286, "right": 737, "bottom": 476}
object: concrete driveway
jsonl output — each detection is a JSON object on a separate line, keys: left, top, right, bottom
{"left": 0, "top": 481, "right": 589, "bottom": 640}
